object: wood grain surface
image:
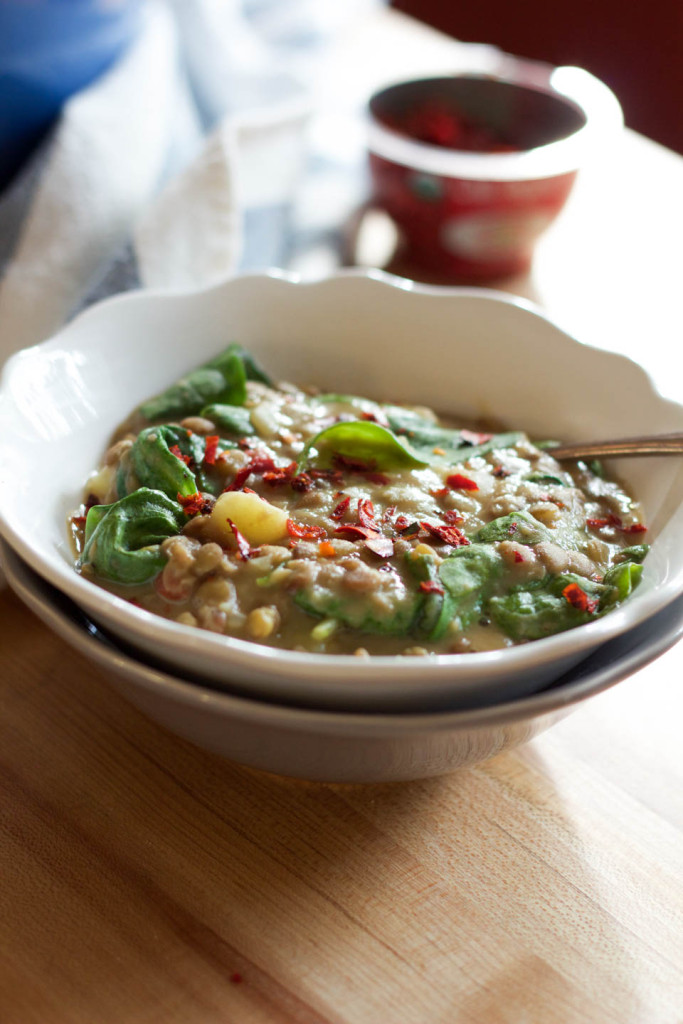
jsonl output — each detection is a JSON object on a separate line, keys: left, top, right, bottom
{"left": 2, "top": 10, "right": 683, "bottom": 1023}
{"left": 2, "top": 588, "right": 682, "bottom": 1024}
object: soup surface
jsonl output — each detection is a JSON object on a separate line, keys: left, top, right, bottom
{"left": 72, "top": 345, "right": 648, "bottom": 656}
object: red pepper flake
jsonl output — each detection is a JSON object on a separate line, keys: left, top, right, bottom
{"left": 562, "top": 582, "right": 599, "bottom": 614}
{"left": 310, "top": 467, "right": 344, "bottom": 485}
{"left": 419, "top": 580, "right": 445, "bottom": 595}
{"left": 586, "top": 514, "right": 646, "bottom": 534}
{"left": 393, "top": 514, "right": 413, "bottom": 532}
{"left": 289, "top": 472, "right": 312, "bottom": 492}
{"left": 397, "top": 520, "right": 422, "bottom": 539}
{"left": 442, "top": 509, "right": 464, "bottom": 525}
{"left": 357, "top": 498, "right": 378, "bottom": 531}
{"left": 319, "top": 541, "right": 336, "bottom": 557}
{"left": 538, "top": 494, "right": 566, "bottom": 509}
{"left": 169, "top": 444, "right": 191, "bottom": 466}
{"left": 177, "top": 491, "right": 215, "bottom": 516}
{"left": 330, "top": 495, "right": 351, "bottom": 521}
{"left": 334, "top": 453, "right": 373, "bottom": 473}
{"left": 227, "top": 454, "right": 278, "bottom": 491}
{"left": 430, "top": 487, "right": 449, "bottom": 499}
{"left": 226, "top": 517, "right": 253, "bottom": 560}
{"left": 359, "top": 408, "right": 390, "bottom": 427}
{"left": 386, "top": 100, "right": 518, "bottom": 153}
{"left": 227, "top": 466, "right": 253, "bottom": 492}
{"left": 446, "top": 472, "right": 479, "bottom": 492}
{"left": 203, "top": 435, "right": 220, "bottom": 466}
{"left": 420, "top": 521, "right": 470, "bottom": 547}
{"left": 334, "top": 524, "right": 382, "bottom": 541}
{"left": 286, "top": 519, "right": 327, "bottom": 541}
{"left": 262, "top": 461, "right": 297, "bottom": 486}
{"left": 71, "top": 495, "right": 100, "bottom": 528}
{"left": 513, "top": 551, "right": 525, "bottom": 563}
{"left": 365, "top": 536, "right": 394, "bottom": 559}
{"left": 460, "top": 429, "right": 493, "bottom": 445}
{"left": 333, "top": 453, "right": 389, "bottom": 486}
{"left": 492, "top": 465, "right": 510, "bottom": 478}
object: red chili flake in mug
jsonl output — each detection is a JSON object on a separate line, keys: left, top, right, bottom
{"left": 169, "top": 444, "right": 191, "bottom": 466}
{"left": 286, "top": 519, "right": 327, "bottom": 541}
{"left": 562, "top": 582, "right": 599, "bottom": 614}
{"left": 446, "top": 473, "right": 479, "bottom": 492}
{"left": 419, "top": 580, "right": 445, "bottom": 595}
{"left": 390, "top": 101, "right": 519, "bottom": 153}
{"left": 203, "top": 435, "right": 220, "bottom": 466}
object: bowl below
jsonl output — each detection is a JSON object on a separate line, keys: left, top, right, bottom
{"left": 4, "top": 540, "right": 682, "bottom": 784}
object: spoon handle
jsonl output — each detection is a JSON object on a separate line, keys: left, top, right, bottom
{"left": 549, "top": 432, "right": 683, "bottom": 460}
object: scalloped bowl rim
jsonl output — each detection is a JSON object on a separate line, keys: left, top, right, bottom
{"left": 1, "top": 270, "right": 682, "bottom": 708}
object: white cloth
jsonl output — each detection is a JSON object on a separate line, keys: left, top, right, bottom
{"left": 0, "top": 0, "right": 208, "bottom": 357}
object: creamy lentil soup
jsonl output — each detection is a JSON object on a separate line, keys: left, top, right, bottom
{"left": 72, "top": 345, "right": 648, "bottom": 656}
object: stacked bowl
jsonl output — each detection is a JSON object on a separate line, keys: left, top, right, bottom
{"left": 2, "top": 271, "right": 683, "bottom": 782}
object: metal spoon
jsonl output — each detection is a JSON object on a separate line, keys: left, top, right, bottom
{"left": 547, "top": 432, "right": 683, "bottom": 460}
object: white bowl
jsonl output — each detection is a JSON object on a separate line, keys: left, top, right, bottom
{"left": 1, "top": 270, "right": 683, "bottom": 711}
{"left": 4, "top": 538, "right": 683, "bottom": 783}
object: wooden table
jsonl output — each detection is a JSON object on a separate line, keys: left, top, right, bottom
{"left": 1, "top": 10, "right": 682, "bottom": 1023}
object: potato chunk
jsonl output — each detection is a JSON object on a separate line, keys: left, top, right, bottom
{"left": 209, "top": 491, "right": 289, "bottom": 546}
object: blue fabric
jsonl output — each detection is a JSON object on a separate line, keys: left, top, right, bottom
{"left": 0, "top": 0, "right": 143, "bottom": 187}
